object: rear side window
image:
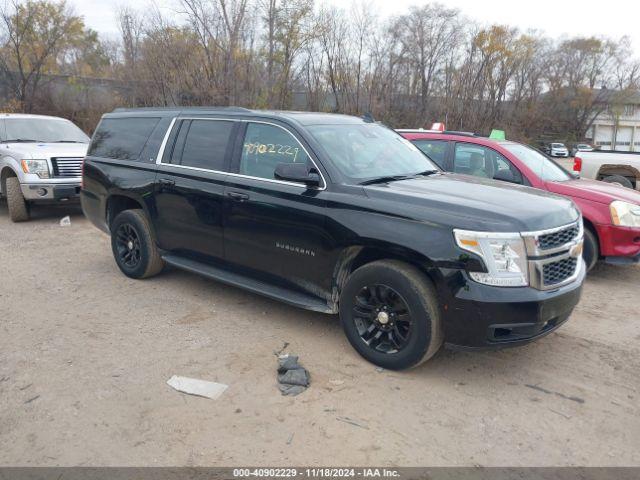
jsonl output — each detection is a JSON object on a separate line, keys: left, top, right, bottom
{"left": 171, "top": 120, "right": 234, "bottom": 170}
{"left": 412, "top": 139, "right": 447, "bottom": 169}
{"left": 89, "top": 117, "right": 160, "bottom": 160}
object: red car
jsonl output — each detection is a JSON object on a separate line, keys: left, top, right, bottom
{"left": 398, "top": 127, "right": 640, "bottom": 271}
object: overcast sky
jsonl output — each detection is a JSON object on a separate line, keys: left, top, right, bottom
{"left": 75, "top": 0, "right": 640, "bottom": 54}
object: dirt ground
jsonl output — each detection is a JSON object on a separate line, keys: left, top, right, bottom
{"left": 0, "top": 200, "right": 639, "bottom": 467}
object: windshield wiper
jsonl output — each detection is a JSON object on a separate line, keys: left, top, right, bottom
{"left": 1, "top": 138, "right": 39, "bottom": 143}
{"left": 415, "top": 169, "right": 439, "bottom": 176}
{"left": 54, "top": 140, "right": 85, "bottom": 143}
{"left": 360, "top": 174, "right": 415, "bottom": 185}
{"left": 360, "top": 170, "right": 440, "bottom": 186}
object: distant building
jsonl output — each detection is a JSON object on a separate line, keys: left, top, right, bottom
{"left": 585, "top": 90, "right": 640, "bottom": 151}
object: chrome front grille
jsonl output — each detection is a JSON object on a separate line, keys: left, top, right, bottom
{"left": 523, "top": 220, "right": 584, "bottom": 290}
{"left": 538, "top": 224, "right": 580, "bottom": 250}
{"left": 543, "top": 257, "right": 578, "bottom": 286}
{"left": 52, "top": 157, "right": 83, "bottom": 178}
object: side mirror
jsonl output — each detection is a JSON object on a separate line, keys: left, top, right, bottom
{"left": 493, "top": 169, "right": 517, "bottom": 183}
{"left": 274, "top": 162, "right": 321, "bottom": 188}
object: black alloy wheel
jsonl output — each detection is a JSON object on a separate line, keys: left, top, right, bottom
{"left": 115, "top": 223, "right": 142, "bottom": 268}
{"left": 110, "top": 209, "right": 164, "bottom": 279}
{"left": 339, "top": 260, "right": 443, "bottom": 370}
{"left": 353, "top": 284, "right": 412, "bottom": 354}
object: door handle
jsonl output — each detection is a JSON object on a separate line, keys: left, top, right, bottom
{"left": 227, "top": 191, "right": 250, "bottom": 202}
{"left": 158, "top": 178, "right": 175, "bottom": 186}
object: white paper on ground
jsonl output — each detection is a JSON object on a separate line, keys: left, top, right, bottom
{"left": 167, "top": 375, "right": 228, "bottom": 400}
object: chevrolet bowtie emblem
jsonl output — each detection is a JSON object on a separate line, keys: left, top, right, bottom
{"left": 569, "top": 242, "right": 584, "bottom": 258}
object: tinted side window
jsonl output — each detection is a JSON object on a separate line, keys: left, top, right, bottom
{"left": 412, "top": 139, "right": 447, "bottom": 169}
{"left": 89, "top": 117, "right": 160, "bottom": 160}
{"left": 240, "top": 123, "right": 311, "bottom": 181}
{"left": 177, "top": 120, "right": 233, "bottom": 170}
{"left": 454, "top": 143, "right": 522, "bottom": 184}
{"left": 166, "top": 120, "right": 190, "bottom": 164}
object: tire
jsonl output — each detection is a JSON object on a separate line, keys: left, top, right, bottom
{"left": 6, "top": 176, "right": 30, "bottom": 222}
{"left": 110, "top": 209, "right": 164, "bottom": 279}
{"left": 602, "top": 175, "right": 634, "bottom": 189}
{"left": 339, "top": 260, "right": 443, "bottom": 370}
{"left": 583, "top": 227, "right": 599, "bottom": 272}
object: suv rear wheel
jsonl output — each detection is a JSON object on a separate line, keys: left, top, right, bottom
{"left": 339, "top": 260, "right": 443, "bottom": 370}
{"left": 110, "top": 209, "right": 164, "bottom": 279}
{"left": 6, "top": 176, "right": 30, "bottom": 222}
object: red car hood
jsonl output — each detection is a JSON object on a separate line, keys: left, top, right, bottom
{"left": 546, "top": 178, "right": 640, "bottom": 205}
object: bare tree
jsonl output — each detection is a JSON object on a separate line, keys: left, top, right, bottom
{"left": 180, "top": 0, "right": 250, "bottom": 105}
{"left": 391, "top": 3, "right": 461, "bottom": 123}
{"left": 0, "top": 0, "right": 85, "bottom": 111}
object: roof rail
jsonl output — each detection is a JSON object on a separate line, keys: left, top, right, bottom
{"left": 113, "top": 106, "right": 253, "bottom": 113}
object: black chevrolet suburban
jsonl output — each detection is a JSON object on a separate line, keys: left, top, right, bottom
{"left": 81, "top": 107, "right": 586, "bottom": 369}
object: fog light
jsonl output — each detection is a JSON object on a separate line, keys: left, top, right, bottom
{"left": 37, "top": 188, "right": 47, "bottom": 197}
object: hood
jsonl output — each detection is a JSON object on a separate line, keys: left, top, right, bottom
{"left": 2, "top": 142, "right": 88, "bottom": 159}
{"left": 547, "top": 178, "right": 640, "bottom": 206}
{"left": 363, "top": 173, "right": 580, "bottom": 232}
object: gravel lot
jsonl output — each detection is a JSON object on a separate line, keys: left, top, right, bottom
{"left": 0, "top": 199, "right": 639, "bottom": 467}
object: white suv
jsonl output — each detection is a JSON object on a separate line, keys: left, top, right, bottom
{"left": 0, "top": 114, "right": 89, "bottom": 221}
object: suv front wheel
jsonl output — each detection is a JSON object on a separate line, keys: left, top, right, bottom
{"left": 339, "top": 260, "right": 443, "bottom": 370}
{"left": 110, "top": 209, "right": 164, "bottom": 279}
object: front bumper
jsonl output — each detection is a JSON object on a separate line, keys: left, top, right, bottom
{"left": 596, "top": 224, "right": 640, "bottom": 258}
{"left": 442, "top": 264, "right": 585, "bottom": 349}
{"left": 551, "top": 151, "right": 569, "bottom": 157}
{"left": 21, "top": 183, "right": 81, "bottom": 202}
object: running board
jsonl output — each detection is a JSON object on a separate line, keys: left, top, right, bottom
{"left": 162, "top": 254, "right": 334, "bottom": 314}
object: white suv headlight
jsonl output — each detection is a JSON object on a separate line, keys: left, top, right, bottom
{"left": 610, "top": 201, "right": 640, "bottom": 228}
{"left": 454, "top": 230, "right": 529, "bottom": 287}
{"left": 21, "top": 159, "right": 50, "bottom": 179}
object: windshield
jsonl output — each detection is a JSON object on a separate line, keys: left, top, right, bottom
{"left": 503, "top": 143, "right": 571, "bottom": 182}
{"left": 551, "top": 143, "right": 565, "bottom": 148}
{"left": 4, "top": 118, "right": 89, "bottom": 143}
{"left": 307, "top": 123, "right": 438, "bottom": 182}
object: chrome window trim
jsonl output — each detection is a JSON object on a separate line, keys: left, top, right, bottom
{"left": 155, "top": 117, "right": 327, "bottom": 191}
{"left": 155, "top": 117, "right": 177, "bottom": 164}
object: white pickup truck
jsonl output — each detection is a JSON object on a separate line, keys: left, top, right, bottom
{"left": 574, "top": 150, "right": 640, "bottom": 190}
{"left": 0, "top": 114, "right": 89, "bottom": 221}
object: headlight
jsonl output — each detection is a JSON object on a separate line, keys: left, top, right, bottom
{"left": 454, "top": 230, "right": 529, "bottom": 287}
{"left": 21, "top": 159, "right": 50, "bottom": 179}
{"left": 610, "top": 200, "right": 640, "bottom": 228}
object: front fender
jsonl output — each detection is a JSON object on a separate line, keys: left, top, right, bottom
{"left": 0, "top": 157, "right": 24, "bottom": 193}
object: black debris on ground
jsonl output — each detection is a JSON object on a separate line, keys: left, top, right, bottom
{"left": 277, "top": 354, "right": 310, "bottom": 396}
